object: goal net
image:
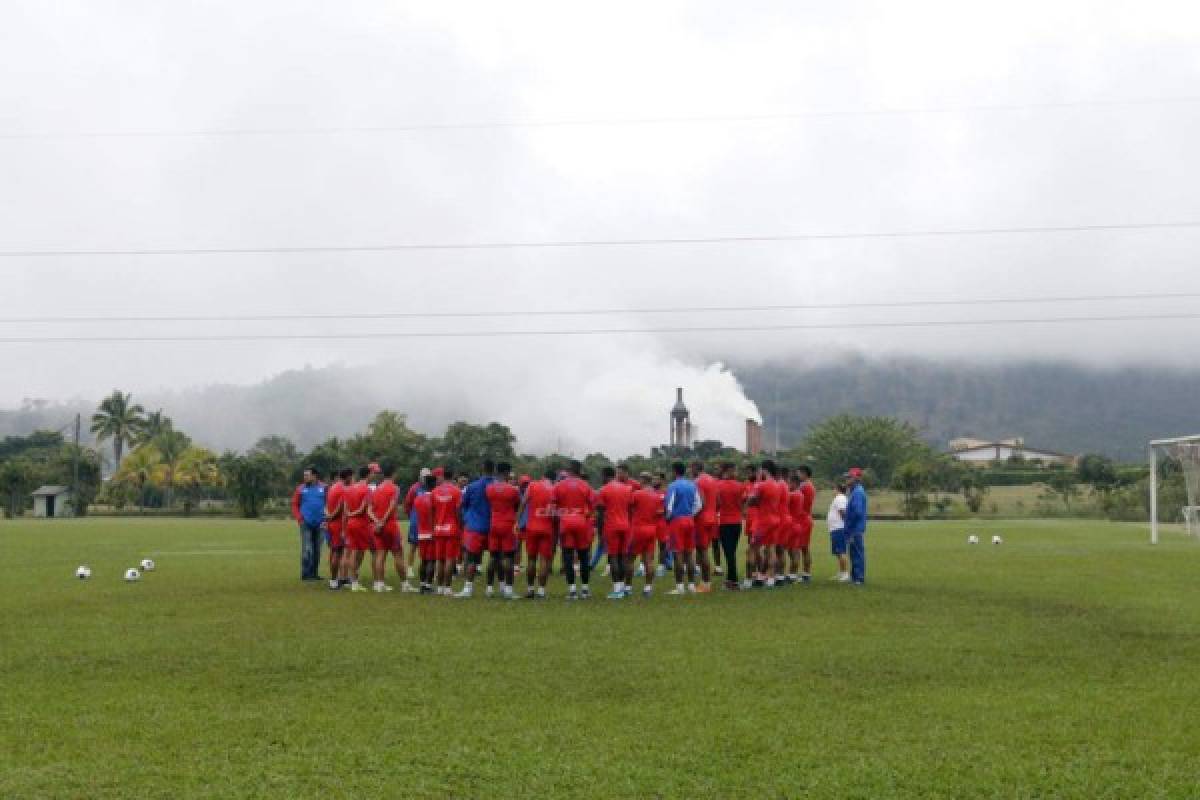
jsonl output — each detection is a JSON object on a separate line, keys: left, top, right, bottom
{"left": 1150, "top": 435, "right": 1200, "bottom": 544}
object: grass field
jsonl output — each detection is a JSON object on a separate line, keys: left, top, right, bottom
{"left": 2, "top": 518, "right": 1197, "bottom": 799}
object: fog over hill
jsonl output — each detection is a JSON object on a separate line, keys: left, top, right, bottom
{"left": 4, "top": 358, "right": 1196, "bottom": 464}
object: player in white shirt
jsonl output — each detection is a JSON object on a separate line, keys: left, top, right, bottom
{"left": 827, "top": 482, "right": 851, "bottom": 583}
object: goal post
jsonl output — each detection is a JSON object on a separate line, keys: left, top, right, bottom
{"left": 1149, "top": 435, "right": 1200, "bottom": 545}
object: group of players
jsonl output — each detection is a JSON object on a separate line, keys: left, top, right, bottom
{"left": 297, "top": 455, "right": 855, "bottom": 600}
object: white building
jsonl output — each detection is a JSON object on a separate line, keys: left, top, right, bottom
{"left": 949, "top": 441, "right": 1075, "bottom": 467}
{"left": 31, "top": 485, "right": 74, "bottom": 518}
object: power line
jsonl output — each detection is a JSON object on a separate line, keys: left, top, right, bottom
{"left": 2, "top": 290, "right": 1198, "bottom": 325}
{"left": 2, "top": 220, "right": 1198, "bottom": 259}
{"left": 3, "top": 95, "right": 1199, "bottom": 141}
{"left": 2, "top": 312, "right": 1198, "bottom": 344}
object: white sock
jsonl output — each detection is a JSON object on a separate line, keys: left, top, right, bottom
{"left": 676, "top": 583, "right": 685, "bottom": 592}
{"left": 570, "top": 583, "right": 578, "bottom": 593}
{"left": 537, "top": 588, "right": 547, "bottom": 597}
{"left": 614, "top": 581, "right": 625, "bottom": 593}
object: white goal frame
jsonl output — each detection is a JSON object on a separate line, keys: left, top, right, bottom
{"left": 1150, "top": 434, "right": 1200, "bottom": 545}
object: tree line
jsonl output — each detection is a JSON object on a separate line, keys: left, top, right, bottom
{"left": 0, "top": 391, "right": 1186, "bottom": 522}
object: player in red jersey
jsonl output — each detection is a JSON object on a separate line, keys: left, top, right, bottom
{"left": 402, "top": 468, "right": 431, "bottom": 582}
{"left": 337, "top": 466, "right": 373, "bottom": 592}
{"left": 653, "top": 472, "right": 671, "bottom": 577}
{"left": 742, "top": 464, "right": 761, "bottom": 588}
{"left": 596, "top": 464, "right": 635, "bottom": 599}
{"left": 629, "top": 472, "right": 663, "bottom": 597}
{"left": 412, "top": 473, "right": 438, "bottom": 593}
{"left": 748, "top": 460, "right": 785, "bottom": 588}
{"left": 553, "top": 460, "right": 596, "bottom": 600}
{"left": 690, "top": 461, "right": 720, "bottom": 592}
{"left": 788, "top": 465, "right": 817, "bottom": 583}
{"left": 324, "top": 468, "right": 351, "bottom": 590}
{"left": 715, "top": 462, "right": 747, "bottom": 591}
{"left": 485, "top": 462, "right": 522, "bottom": 599}
{"left": 517, "top": 468, "right": 557, "bottom": 598}
{"left": 369, "top": 462, "right": 414, "bottom": 593}
{"left": 431, "top": 468, "right": 463, "bottom": 596}
{"left": 777, "top": 467, "right": 794, "bottom": 585}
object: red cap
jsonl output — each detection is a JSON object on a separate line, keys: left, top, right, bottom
{"left": 368, "top": 462, "right": 381, "bottom": 474}
{"left": 847, "top": 467, "right": 864, "bottom": 478}
{"left": 432, "top": 467, "right": 445, "bottom": 479}
{"left": 519, "top": 474, "right": 531, "bottom": 485}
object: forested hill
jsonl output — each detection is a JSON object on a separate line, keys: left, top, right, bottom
{"left": 735, "top": 358, "right": 1200, "bottom": 462}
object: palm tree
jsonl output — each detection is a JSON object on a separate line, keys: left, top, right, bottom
{"left": 153, "top": 429, "right": 192, "bottom": 509}
{"left": 136, "top": 410, "right": 173, "bottom": 445}
{"left": 90, "top": 390, "right": 145, "bottom": 471}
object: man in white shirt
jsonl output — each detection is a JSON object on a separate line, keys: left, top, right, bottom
{"left": 827, "top": 482, "right": 850, "bottom": 583}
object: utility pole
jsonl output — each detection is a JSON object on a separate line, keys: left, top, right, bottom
{"left": 72, "top": 413, "right": 81, "bottom": 515}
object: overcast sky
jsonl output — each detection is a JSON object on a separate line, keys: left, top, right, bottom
{"left": 3, "top": 1, "right": 1199, "bottom": 450}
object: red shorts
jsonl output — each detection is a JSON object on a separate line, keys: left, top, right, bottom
{"left": 434, "top": 536, "right": 459, "bottom": 562}
{"left": 629, "top": 525, "right": 657, "bottom": 558}
{"left": 795, "top": 518, "right": 813, "bottom": 549}
{"left": 696, "top": 519, "right": 718, "bottom": 549}
{"left": 656, "top": 523, "right": 669, "bottom": 544}
{"left": 418, "top": 537, "right": 437, "bottom": 561}
{"left": 374, "top": 521, "right": 401, "bottom": 553}
{"left": 463, "top": 530, "right": 488, "bottom": 556}
{"left": 326, "top": 520, "right": 345, "bottom": 550}
{"left": 345, "top": 517, "right": 373, "bottom": 551}
{"left": 603, "top": 528, "right": 631, "bottom": 558}
{"left": 489, "top": 525, "right": 517, "bottom": 553}
{"left": 669, "top": 517, "right": 696, "bottom": 552}
{"left": 774, "top": 521, "right": 791, "bottom": 549}
{"left": 525, "top": 530, "right": 554, "bottom": 560}
{"left": 753, "top": 517, "right": 779, "bottom": 548}
{"left": 559, "top": 517, "right": 594, "bottom": 551}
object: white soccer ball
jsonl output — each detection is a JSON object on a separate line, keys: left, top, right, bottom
{"left": 992, "top": 535, "right": 1004, "bottom": 546}
{"left": 124, "top": 568, "right": 141, "bottom": 583}
{"left": 75, "top": 565, "right": 92, "bottom": 580}
{"left": 967, "top": 535, "right": 980, "bottom": 545}
{"left": 140, "top": 559, "right": 156, "bottom": 572}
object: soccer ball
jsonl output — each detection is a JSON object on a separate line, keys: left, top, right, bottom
{"left": 124, "top": 568, "right": 141, "bottom": 583}
{"left": 967, "top": 535, "right": 980, "bottom": 545}
{"left": 992, "top": 535, "right": 1004, "bottom": 546}
{"left": 140, "top": 559, "right": 156, "bottom": 572}
{"left": 75, "top": 566, "right": 92, "bottom": 580}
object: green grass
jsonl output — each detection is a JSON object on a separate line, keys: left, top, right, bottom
{"left": 1, "top": 518, "right": 1197, "bottom": 799}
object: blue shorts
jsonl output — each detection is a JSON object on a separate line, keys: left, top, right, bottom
{"left": 407, "top": 519, "right": 419, "bottom": 545}
{"left": 830, "top": 529, "right": 847, "bottom": 556}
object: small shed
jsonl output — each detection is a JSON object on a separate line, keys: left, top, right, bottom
{"left": 32, "top": 485, "right": 73, "bottom": 518}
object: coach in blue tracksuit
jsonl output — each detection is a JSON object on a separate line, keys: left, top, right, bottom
{"left": 291, "top": 468, "right": 327, "bottom": 582}
{"left": 843, "top": 468, "right": 869, "bottom": 585}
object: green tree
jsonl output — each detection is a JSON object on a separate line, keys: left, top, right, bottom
{"left": 0, "top": 458, "right": 38, "bottom": 518}
{"left": 249, "top": 434, "right": 303, "bottom": 494}
{"left": 306, "top": 437, "right": 348, "bottom": 481}
{"left": 346, "top": 411, "right": 432, "bottom": 480}
{"left": 221, "top": 452, "right": 278, "bottom": 518}
{"left": 53, "top": 444, "right": 102, "bottom": 516}
{"left": 800, "top": 414, "right": 931, "bottom": 484}
{"left": 433, "top": 421, "right": 516, "bottom": 476}
{"left": 1044, "top": 470, "right": 1080, "bottom": 512}
{"left": 135, "top": 410, "right": 173, "bottom": 446}
{"left": 960, "top": 471, "right": 989, "bottom": 514}
{"left": 892, "top": 459, "right": 931, "bottom": 520}
{"left": 90, "top": 390, "right": 145, "bottom": 469}
{"left": 152, "top": 429, "right": 192, "bottom": 509}
{"left": 1076, "top": 454, "right": 1119, "bottom": 494}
